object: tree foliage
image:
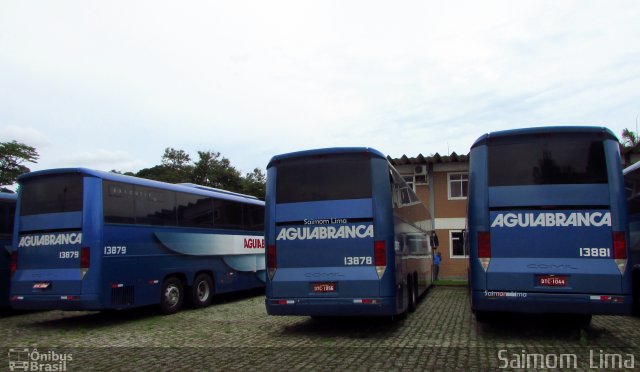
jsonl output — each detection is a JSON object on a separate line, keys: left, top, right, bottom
{"left": 622, "top": 128, "right": 639, "bottom": 149}
{"left": 135, "top": 147, "right": 266, "bottom": 199}
{"left": 0, "top": 140, "right": 39, "bottom": 186}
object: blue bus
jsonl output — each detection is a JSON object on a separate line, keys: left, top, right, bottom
{"left": 265, "top": 148, "right": 434, "bottom": 317}
{"left": 468, "top": 126, "right": 632, "bottom": 324}
{"left": 10, "top": 168, "right": 265, "bottom": 314}
{"left": 1, "top": 192, "right": 17, "bottom": 312}
{"left": 623, "top": 161, "right": 640, "bottom": 315}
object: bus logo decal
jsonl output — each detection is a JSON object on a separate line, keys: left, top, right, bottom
{"left": 244, "top": 238, "right": 265, "bottom": 249}
{"left": 490, "top": 212, "right": 611, "bottom": 228}
{"left": 18, "top": 233, "right": 82, "bottom": 248}
{"left": 276, "top": 225, "right": 374, "bottom": 241}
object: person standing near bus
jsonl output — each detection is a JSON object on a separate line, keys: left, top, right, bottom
{"left": 434, "top": 252, "right": 441, "bottom": 281}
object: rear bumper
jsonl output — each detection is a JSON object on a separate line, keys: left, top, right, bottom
{"left": 10, "top": 294, "right": 102, "bottom": 311}
{"left": 266, "top": 297, "right": 397, "bottom": 316}
{"left": 471, "top": 290, "right": 632, "bottom": 315}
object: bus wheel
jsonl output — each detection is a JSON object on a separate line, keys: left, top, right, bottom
{"left": 474, "top": 311, "right": 491, "bottom": 323}
{"left": 633, "top": 270, "right": 640, "bottom": 317}
{"left": 574, "top": 314, "right": 592, "bottom": 327}
{"left": 408, "top": 279, "right": 416, "bottom": 313}
{"left": 161, "top": 277, "right": 184, "bottom": 315}
{"left": 192, "top": 273, "right": 213, "bottom": 308}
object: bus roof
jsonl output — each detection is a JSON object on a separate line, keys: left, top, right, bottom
{"left": 471, "top": 126, "right": 617, "bottom": 149}
{"left": 0, "top": 192, "right": 17, "bottom": 202}
{"left": 267, "top": 147, "right": 386, "bottom": 168}
{"left": 17, "top": 168, "right": 263, "bottom": 205}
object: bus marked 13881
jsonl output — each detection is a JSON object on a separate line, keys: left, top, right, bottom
{"left": 467, "top": 126, "right": 632, "bottom": 323}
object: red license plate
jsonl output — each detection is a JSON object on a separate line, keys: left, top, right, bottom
{"left": 538, "top": 275, "right": 567, "bottom": 287}
{"left": 313, "top": 282, "right": 336, "bottom": 293}
{"left": 33, "top": 282, "right": 51, "bottom": 289}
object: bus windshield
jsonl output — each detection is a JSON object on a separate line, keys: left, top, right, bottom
{"left": 488, "top": 137, "right": 607, "bottom": 186}
{"left": 19, "top": 175, "right": 83, "bottom": 215}
{"left": 275, "top": 154, "right": 372, "bottom": 203}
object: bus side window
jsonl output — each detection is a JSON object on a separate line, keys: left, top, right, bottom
{"left": 103, "top": 182, "right": 135, "bottom": 224}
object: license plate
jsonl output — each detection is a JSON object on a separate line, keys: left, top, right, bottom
{"left": 538, "top": 275, "right": 567, "bottom": 287}
{"left": 33, "top": 282, "right": 51, "bottom": 289}
{"left": 312, "top": 282, "right": 336, "bottom": 293}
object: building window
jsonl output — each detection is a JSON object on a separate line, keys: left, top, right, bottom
{"left": 448, "top": 172, "right": 468, "bottom": 200}
{"left": 402, "top": 175, "right": 415, "bottom": 191}
{"left": 450, "top": 230, "right": 467, "bottom": 258}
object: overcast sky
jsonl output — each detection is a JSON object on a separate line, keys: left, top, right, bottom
{"left": 1, "top": 1, "right": 639, "bottom": 177}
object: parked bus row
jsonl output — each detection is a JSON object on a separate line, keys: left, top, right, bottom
{"left": 2, "top": 125, "right": 639, "bottom": 324}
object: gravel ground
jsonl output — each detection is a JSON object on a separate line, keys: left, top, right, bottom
{"left": 1, "top": 286, "right": 639, "bottom": 371}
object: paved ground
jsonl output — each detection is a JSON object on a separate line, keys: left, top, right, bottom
{"left": 1, "top": 286, "right": 639, "bottom": 371}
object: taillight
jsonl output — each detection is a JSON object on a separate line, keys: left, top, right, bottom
{"left": 374, "top": 240, "right": 386, "bottom": 279}
{"left": 477, "top": 232, "right": 491, "bottom": 272}
{"left": 10, "top": 251, "right": 17, "bottom": 276}
{"left": 80, "top": 247, "right": 90, "bottom": 277}
{"left": 478, "top": 232, "right": 490, "bottom": 258}
{"left": 612, "top": 232, "right": 627, "bottom": 274}
{"left": 267, "top": 244, "right": 277, "bottom": 280}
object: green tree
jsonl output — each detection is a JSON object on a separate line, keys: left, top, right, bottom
{"left": 622, "top": 128, "right": 639, "bottom": 148}
{"left": 134, "top": 147, "right": 266, "bottom": 199}
{"left": 241, "top": 168, "right": 266, "bottom": 199}
{"left": 192, "top": 151, "right": 243, "bottom": 192}
{"left": 0, "top": 140, "right": 39, "bottom": 186}
{"left": 136, "top": 148, "right": 194, "bottom": 183}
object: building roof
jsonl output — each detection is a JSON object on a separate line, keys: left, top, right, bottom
{"left": 388, "top": 152, "right": 469, "bottom": 166}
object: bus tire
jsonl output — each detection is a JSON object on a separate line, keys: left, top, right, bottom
{"left": 474, "top": 310, "right": 491, "bottom": 323}
{"left": 161, "top": 276, "right": 184, "bottom": 315}
{"left": 408, "top": 279, "right": 416, "bottom": 313}
{"left": 574, "top": 314, "right": 592, "bottom": 327}
{"left": 192, "top": 273, "right": 213, "bottom": 308}
{"left": 633, "top": 269, "right": 640, "bottom": 317}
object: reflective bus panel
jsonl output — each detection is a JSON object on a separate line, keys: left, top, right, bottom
{"left": 10, "top": 168, "right": 265, "bottom": 314}
{"left": 0, "top": 192, "right": 17, "bottom": 311}
{"left": 623, "top": 161, "right": 640, "bottom": 315}
{"left": 468, "top": 127, "right": 632, "bottom": 323}
{"left": 265, "top": 148, "right": 434, "bottom": 317}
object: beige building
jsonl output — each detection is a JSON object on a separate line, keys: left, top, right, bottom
{"left": 390, "top": 153, "right": 469, "bottom": 280}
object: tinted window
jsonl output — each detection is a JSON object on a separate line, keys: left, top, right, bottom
{"left": 244, "top": 204, "right": 264, "bottom": 231}
{"left": 177, "top": 193, "right": 213, "bottom": 228}
{"left": 0, "top": 200, "right": 15, "bottom": 236}
{"left": 103, "top": 182, "right": 262, "bottom": 231}
{"left": 135, "top": 187, "right": 176, "bottom": 226}
{"left": 488, "top": 138, "right": 607, "bottom": 186}
{"left": 214, "top": 199, "right": 243, "bottom": 229}
{"left": 276, "top": 154, "right": 372, "bottom": 203}
{"left": 103, "top": 182, "right": 135, "bottom": 224}
{"left": 20, "top": 175, "right": 83, "bottom": 216}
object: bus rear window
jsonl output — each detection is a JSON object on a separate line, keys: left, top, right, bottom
{"left": 488, "top": 138, "right": 608, "bottom": 186}
{"left": 20, "top": 175, "right": 83, "bottom": 216}
{"left": 276, "top": 155, "right": 372, "bottom": 203}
